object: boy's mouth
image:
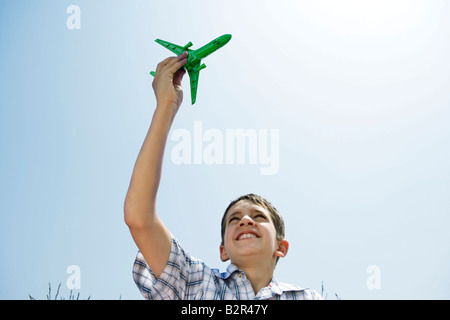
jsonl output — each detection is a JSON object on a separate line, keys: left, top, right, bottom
{"left": 236, "top": 231, "right": 259, "bottom": 241}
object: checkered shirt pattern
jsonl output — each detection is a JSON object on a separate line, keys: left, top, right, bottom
{"left": 132, "top": 235, "right": 322, "bottom": 300}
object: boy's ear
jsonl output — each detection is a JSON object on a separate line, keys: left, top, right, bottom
{"left": 274, "top": 239, "right": 289, "bottom": 258}
{"left": 219, "top": 244, "right": 229, "bottom": 262}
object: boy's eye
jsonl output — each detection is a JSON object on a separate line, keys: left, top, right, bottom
{"left": 228, "top": 214, "right": 266, "bottom": 224}
{"left": 228, "top": 217, "right": 239, "bottom": 224}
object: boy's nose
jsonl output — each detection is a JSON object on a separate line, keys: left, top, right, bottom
{"left": 239, "top": 215, "right": 255, "bottom": 227}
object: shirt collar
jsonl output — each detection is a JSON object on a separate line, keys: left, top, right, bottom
{"left": 269, "top": 278, "right": 307, "bottom": 294}
{"left": 213, "top": 264, "right": 307, "bottom": 293}
{"left": 212, "top": 263, "right": 241, "bottom": 280}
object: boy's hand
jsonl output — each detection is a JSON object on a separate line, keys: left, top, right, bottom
{"left": 152, "top": 52, "right": 188, "bottom": 111}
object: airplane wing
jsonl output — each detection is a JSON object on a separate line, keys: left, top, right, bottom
{"left": 155, "top": 39, "right": 186, "bottom": 56}
{"left": 187, "top": 68, "right": 200, "bottom": 105}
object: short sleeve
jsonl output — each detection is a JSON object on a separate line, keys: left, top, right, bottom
{"left": 132, "top": 234, "right": 206, "bottom": 300}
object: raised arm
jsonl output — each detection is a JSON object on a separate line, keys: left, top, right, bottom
{"left": 124, "top": 52, "right": 188, "bottom": 278}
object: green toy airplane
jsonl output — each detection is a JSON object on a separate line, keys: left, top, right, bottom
{"left": 150, "top": 34, "right": 232, "bottom": 104}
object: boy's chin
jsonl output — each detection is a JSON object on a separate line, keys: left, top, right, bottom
{"left": 229, "top": 250, "right": 272, "bottom": 265}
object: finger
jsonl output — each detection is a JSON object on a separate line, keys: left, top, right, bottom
{"left": 173, "top": 68, "right": 186, "bottom": 86}
{"left": 162, "top": 51, "right": 187, "bottom": 69}
{"left": 178, "top": 51, "right": 188, "bottom": 59}
{"left": 169, "top": 59, "right": 188, "bottom": 78}
{"left": 165, "top": 52, "right": 188, "bottom": 73}
{"left": 155, "top": 56, "right": 174, "bottom": 74}
{"left": 155, "top": 56, "right": 181, "bottom": 78}
{"left": 154, "top": 52, "right": 188, "bottom": 78}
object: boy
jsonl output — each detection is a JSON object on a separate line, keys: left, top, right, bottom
{"left": 124, "top": 52, "right": 321, "bottom": 300}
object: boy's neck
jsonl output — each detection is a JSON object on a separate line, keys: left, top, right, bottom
{"left": 237, "top": 260, "right": 275, "bottom": 295}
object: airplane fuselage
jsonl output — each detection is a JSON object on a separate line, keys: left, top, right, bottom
{"left": 185, "top": 34, "right": 232, "bottom": 71}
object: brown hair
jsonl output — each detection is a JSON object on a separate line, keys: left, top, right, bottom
{"left": 220, "top": 193, "right": 285, "bottom": 246}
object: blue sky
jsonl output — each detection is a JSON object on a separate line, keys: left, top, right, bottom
{"left": 1, "top": 0, "right": 449, "bottom": 299}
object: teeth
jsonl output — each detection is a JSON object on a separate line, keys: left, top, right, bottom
{"left": 239, "top": 233, "right": 256, "bottom": 240}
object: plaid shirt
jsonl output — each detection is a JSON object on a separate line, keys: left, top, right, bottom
{"left": 133, "top": 235, "right": 322, "bottom": 300}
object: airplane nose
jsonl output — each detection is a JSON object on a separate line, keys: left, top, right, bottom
{"left": 221, "top": 34, "right": 232, "bottom": 44}
{"left": 222, "top": 34, "right": 231, "bottom": 43}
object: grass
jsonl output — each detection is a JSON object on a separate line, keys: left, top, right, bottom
{"left": 321, "top": 281, "right": 341, "bottom": 300}
{"left": 29, "top": 281, "right": 338, "bottom": 300}
{"left": 28, "top": 282, "right": 90, "bottom": 300}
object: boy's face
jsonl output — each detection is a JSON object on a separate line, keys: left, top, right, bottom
{"left": 219, "top": 200, "right": 288, "bottom": 267}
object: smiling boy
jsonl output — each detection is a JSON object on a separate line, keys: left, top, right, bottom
{"left": 219, "top": 194, "right": 289, "bottom": 295}
{"left": 124, "top": 53, "right": 321, "bottom": 300}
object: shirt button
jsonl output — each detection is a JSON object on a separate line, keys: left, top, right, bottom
{"left": 238, "top": 273, "right": 242, "bottom": 278}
